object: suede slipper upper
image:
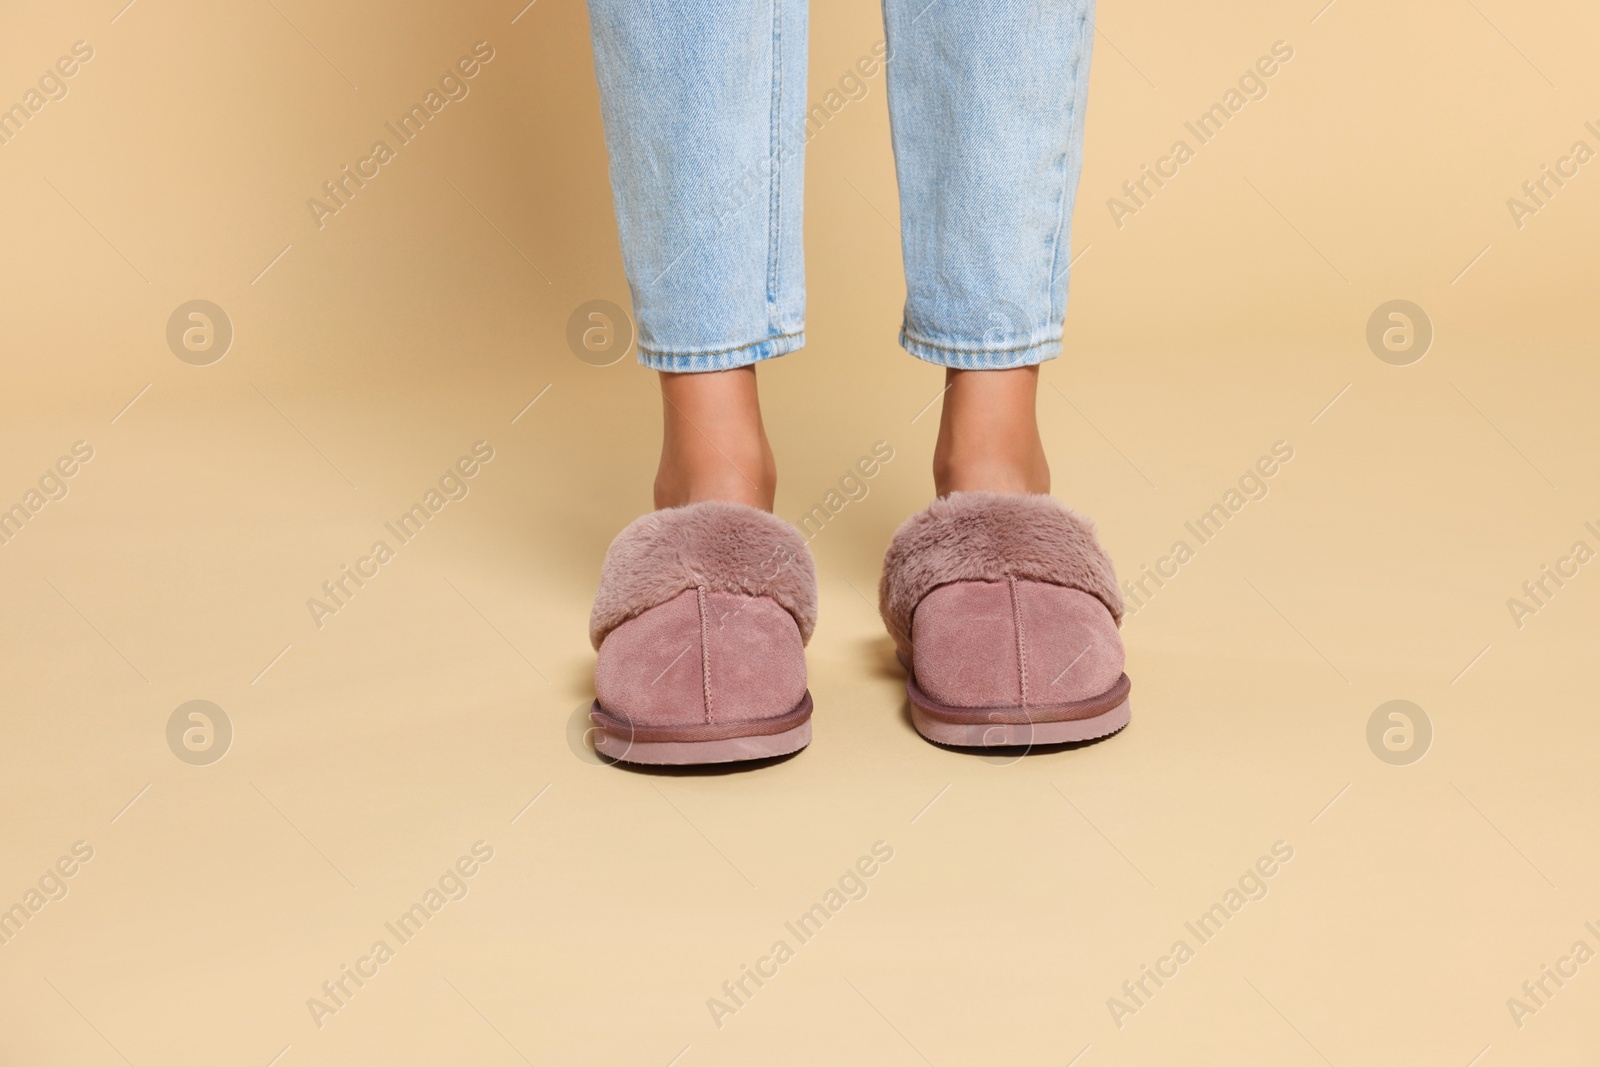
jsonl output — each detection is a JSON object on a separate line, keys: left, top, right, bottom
{"left": 879, "top": 491, "right": 1130, "bottom": 747}
{"left": 588, "top": 501, "right": 817, "bottom": 765}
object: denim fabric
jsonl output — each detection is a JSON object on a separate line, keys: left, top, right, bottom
{"left": 586, "top": 0, "right": 1094, "bottom": 372}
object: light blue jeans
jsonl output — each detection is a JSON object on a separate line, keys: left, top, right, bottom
{"left": 586, "top": 0, "right": 1095, "bottom": 371}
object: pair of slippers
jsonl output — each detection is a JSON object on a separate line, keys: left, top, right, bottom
{"left": 588, "top": 492, "right": 1129, "bottom": 765}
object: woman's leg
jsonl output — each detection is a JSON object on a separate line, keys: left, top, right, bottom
{"left": 655, "top": 367, "right": 776, "bottom": 510}
{"left": 880, "top": 0, "right": 1095, "bottom": 495}
{"left": 584, "top": 1, "right": 818, "bottom": 767}
{"left": 875, "top": 2, "right": 1126, "bottom": 751}
{"left": 586, "top": 0, "right": 808, "bottom": 511}
{"left": 933, "top": 366, "right": 1050, "bottom": 495}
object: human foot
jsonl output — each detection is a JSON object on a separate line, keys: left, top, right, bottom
{"left": 654, "top": 367, "right": 777, "bottom": 510}
{"left": 589, "top": 502, "right": 817, "bottom": 765}
{"left": 879, "top": 492, "right": 1129, "bottom": 749}
{"left": 931, "top": 366, "right": 1050, "bottom": 496}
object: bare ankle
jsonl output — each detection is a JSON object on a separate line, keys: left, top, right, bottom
{"left": 654, "top": 448, "right": 775, "bottom": 509}
{"left": 933, "top": 453, "right": 1049, "bottom": 496}
{"left": 654, "top": 367, "right": 777, "bottom": 511}
{"left": 932, "top": 366, "right": 1050, "bottom": 497}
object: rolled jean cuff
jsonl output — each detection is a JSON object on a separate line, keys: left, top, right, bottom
{"left": 636, "top": 329, "right": 805, "bottom": 373}
{"left": 898, "top": 326, "right": 1062, "bottom": 370}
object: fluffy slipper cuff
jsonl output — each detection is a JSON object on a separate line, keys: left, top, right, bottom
{"left": 590, "top": 501, "right": 818, "bottom": 649}
{"left": 878, "top": 491, "right": 1123, "bottom": 646}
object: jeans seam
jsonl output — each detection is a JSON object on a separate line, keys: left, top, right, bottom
{"left": 1046, "top": 144, "right": 1068, "bottom": 326}
{"left": 767, "top": 0, "right": 783, "bottom": 326}
{"left": 1049, "top": 5, "right": 1093, "bottom": 325}
{"left": 638, "top": 329, "right": 804, "bottom": 360}
{"left": 899, "top": 327, "right": 1058, "bottom": 356}
{"left": 1047, "top": 10, "right": 1086, "bottom": 325}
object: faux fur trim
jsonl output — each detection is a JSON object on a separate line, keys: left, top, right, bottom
{"left": 590, "top": 502, "right": 817, "bottom": 649}
{"left": 878, "top": 491, "right": 1123, "bottom": 647}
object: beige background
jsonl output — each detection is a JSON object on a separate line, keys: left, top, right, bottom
{"left": 2, "top": 0, "right": 1598, "bottom": 1063}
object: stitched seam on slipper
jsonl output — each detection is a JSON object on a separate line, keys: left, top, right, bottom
{"left": 1008, "top": 574, "right": 1029, "bottom": 708}
{"left": 696, "top": 585, "right": 715, "bottom": 724}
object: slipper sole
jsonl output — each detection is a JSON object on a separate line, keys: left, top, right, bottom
{"left": 590, "top": 691, "right": 813, "bottom": 765}
{"left": 905, "top": 672, "right": 1131, "bottom": 748}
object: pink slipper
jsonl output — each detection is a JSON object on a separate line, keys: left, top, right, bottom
{"left": 879, "top": 492, "right": 1129, "bottom": 748}
{"left": 588, "top": 502, "right": 816, "bottom": 765}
